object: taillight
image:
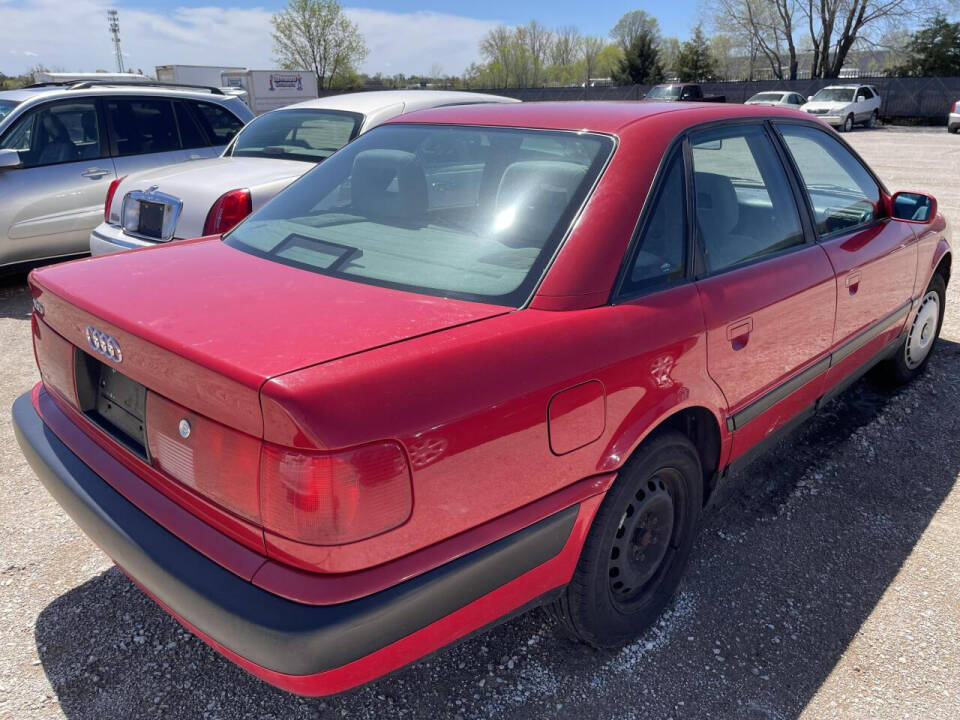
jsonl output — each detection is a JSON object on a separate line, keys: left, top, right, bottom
{"left": 146, "top": 392, "right": 262, "bottom": 523}
{"left": 104, "top": 175, "right": 126, "bottom": 222}
{"left": 203, "top": 188, "right": 252, "bottom": 235}
{"left": 261, "top": 441, "right": 412, "bottom": 545}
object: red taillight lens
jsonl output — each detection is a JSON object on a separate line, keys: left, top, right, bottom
{"left": 146, "top": 392, "right": 262, "bottom": 523}
{"left": 203, "top": 188, "right": 252, "bottom": 236}
{"left": 104, "top": 175, "right": 126, "bottom": 222}
{"left": 261, "top": 441, "right": 412, "bottom": 545}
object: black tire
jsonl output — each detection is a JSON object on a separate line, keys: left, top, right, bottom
{"left": 866, "top": 110, "right": 878, "bottom": 128}
{"left": 877, "top": 273, "right": 946, "bottom": 385}
{"left": 550, "top": 430, "right": 703, "bottom": 647}
{"left": 949, "top": 126, "right": 959, "bottom": 134}
{"left": 841, "top": 114, "right": 854, "bottom": 133}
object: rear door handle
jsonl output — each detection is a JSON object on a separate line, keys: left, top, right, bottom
{"left": 726, "top": 317, "right": 753, "bottom": 350}
{"left": 845, "top": 271, "right": 861, "bottom": 294}
{"left": 81, "top": 167, "right": 110, "bottom": 179}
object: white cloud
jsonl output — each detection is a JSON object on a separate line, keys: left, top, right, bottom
{"left": 0, "top": 1, "right": 497, "bottom": 76}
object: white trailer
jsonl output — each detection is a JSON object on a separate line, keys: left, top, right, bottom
{"left": 220, "top": 70, "right": 318, "bottom": 114}
{"left": 155, "top": 64, "right": 245, "bottom": 88}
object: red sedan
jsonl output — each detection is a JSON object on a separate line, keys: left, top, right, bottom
{"left": 13, "top": 101, "right": 950, "bottom": 696}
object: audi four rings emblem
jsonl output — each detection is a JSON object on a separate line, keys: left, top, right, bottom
{"left": 85, "top": 326, "right": 123, "bottom": 363}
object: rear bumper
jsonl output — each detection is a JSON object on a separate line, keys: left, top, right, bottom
{"left": 13, "top": 388, "right": 586, "bottom": 695}
{"left": 949, "top": 113, "right": 960, "bottom": 130}
{"left": 89, "top": 223, "right": 159, "bottom": 256}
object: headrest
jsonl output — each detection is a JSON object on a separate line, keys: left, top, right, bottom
{"left": 694, "top": 171, "right": 739, "bottom": 236}
{"left": 351, "top": 149, "right": 428, "bottom": 223}
{"left": 491, "top": 161, "right": 587, "bottom": 246}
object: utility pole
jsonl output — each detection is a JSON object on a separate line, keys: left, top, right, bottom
{"left": 107, "top": 9, "right": 124, "bottom": 74}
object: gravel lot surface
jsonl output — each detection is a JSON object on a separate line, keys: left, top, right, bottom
{"left": 1, "top": 125, "right": 958, "bottom": 720}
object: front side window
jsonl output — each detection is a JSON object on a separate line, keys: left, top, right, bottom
{"left": 0, "top": 100, "right": 103, "bottom": 167}
{"left": 230, "top": 109, "right": 361, "bottom": 163}
{"left": 106, "top": 98, "right": 179, "bottom": 156}
{"left": 620, "top": 150, "right": 686, "bottom": 296}
{"left": 691, "top": 124, "right": 804, "bottom": 273}
{"left": 192, "top": 101, "right": 244, "bottom": 145}
{"left": 225, "top": 124, "right": 613, "bottom": 305}
{"left": 776, "top": 123, "right": 881, "bottom": 235}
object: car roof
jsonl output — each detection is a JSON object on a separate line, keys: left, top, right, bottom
{"left": 388, "top": 100, "right": 811, "bottom": 134}
{"left": 285, "top": 89, "right": 519, "bottom": 114}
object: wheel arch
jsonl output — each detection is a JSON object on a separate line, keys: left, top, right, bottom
{"left": 934, "top": 250, "right": 951, "bottom": 287}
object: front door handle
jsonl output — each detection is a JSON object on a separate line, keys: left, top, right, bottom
{"left": 845, "top": 271, "right": 861, "bottom": 295}
{"left": 81, "top": 167, "right": 110, "bottom": 179}
{"left": 726, "top": 317, "right": 753, "bottom": 350}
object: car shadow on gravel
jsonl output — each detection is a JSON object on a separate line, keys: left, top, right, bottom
{"left": 34, "top": 341, "right": 960, "bottom": 720}
{"left": 0, "top": 272, "right": 31, "bottom": 320}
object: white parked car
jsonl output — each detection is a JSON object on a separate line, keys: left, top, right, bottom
{"left": 801, "top": 84, "right": 881, "bottom": 132}
{"left": 0, "top": 81, "right": 252, "bottom": 272}
{"left": 948, "top": 100, "right": 959, "bottom": 134}
{"left": 744, "top": 91, "right": 807, "bottom": 108}
{"left": 90, "top": 90, "right": 519, "bottom": 255}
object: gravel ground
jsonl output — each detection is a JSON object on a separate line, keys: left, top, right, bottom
{"left": 1, "top": 125, "right": 958, "bottom": 720}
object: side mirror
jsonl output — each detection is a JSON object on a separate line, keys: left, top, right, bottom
{"left": 891, "top": 191, "right": 936, "bottom": 223}
{"left": 0, "top": 149, "right": 22, "bottom": 169}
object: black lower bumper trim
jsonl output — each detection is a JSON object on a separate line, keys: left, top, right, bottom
{"left": 12, "top": 390, "right": 577, "bottom": 676}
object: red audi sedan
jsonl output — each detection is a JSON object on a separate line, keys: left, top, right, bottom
{"left": 13, "top": 101, "right": 950, "bottom": 696}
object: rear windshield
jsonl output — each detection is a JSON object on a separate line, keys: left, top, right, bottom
{"left": 646, "top": 85, "right": 681, "bottom": 99}
{"left": 230, "top": 108, "right": 362, "bottom": 162}
{"left": 225, "top": 124, "right": 613, "bottom": 305}
{"left": 749, "top": 92, "right": 784, "bottom": 102}
{"left": 812, "top": 88, "right": 855, "bottom": 102}
{"left": 0, "top": 99, "right": 20, "bottom": 120}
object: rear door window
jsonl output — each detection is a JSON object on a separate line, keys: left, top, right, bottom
{"left": 776, "top": 123, "right": 881, "bottom": 236}
{"left": 174, "top": 101, "right": 208, "bottom": 149}
{"left": 106, "top": 98, "right": 179, "bottom": 156}
{"left": 690, "top": 124, "right": 804, "bottom": 273}
{"left": 192, "top": 101, "right": 244, "bottom": 145}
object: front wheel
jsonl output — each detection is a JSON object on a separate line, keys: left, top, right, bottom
{"left": 877, "top": 273, "right": 946, "bottom": 384}
{"left": 841, "top": 114, "right": 855, "bottom": 133}
{"left": 866, "top": 110, "right": 878, "bottom": 128}
{"left": 549, "top": 431, "right": 702, "bottom": 647}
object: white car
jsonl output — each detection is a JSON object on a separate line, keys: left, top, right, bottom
{"left": 801, "top": 84, "right": 881, "bottom": 133}
{"left": 948, "top": 101, "right": 959, "bottom": 134}
{"left": 744, "top": 91, "right": 807, "bottom": 108}
{"left": 0, "top": 81, "right": 251, "bottom": 272}
{"left": 90, "top": 90, "right": 518, "bottom": 254}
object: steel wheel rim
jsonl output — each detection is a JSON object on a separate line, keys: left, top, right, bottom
{"left": 607, "top": 469, "right": 682, "bottom": 611}
{"left": 905, "top": 290, "right": 940, "bottom": 369}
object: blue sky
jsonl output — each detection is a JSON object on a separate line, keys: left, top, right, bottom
{"left": 2, "top": 1, "right": 704, "bottom": 77}
{"left": 104, "top": 0, "right": 703, "bottom": 41}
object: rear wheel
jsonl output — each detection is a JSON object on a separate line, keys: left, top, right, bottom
{"left": 841, "top": 114, "right": 855, "bottom": 133}
{"left": 550, "top": 431, "right": 702, "bottom": 647}
{"left": 877, "top": 273, "right": 945, "bottom": 384}
{"left": 949, "top": 125, "right": 959, "bottom": 134}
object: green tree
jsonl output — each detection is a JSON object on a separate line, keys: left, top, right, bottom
{"left": 895, "top": 14, "right": 960, "bottom": 76}
{"left": 674, "top": 24, "right": 715, "bottom": 81}
{"left": 612, "top": 27, "right": 664, "bottom": 84}
{"left": 271, "top": 0, "right": 368, "bottom": 90}
{"left": 611, "top": 10, "right": 661, "bottom": 53}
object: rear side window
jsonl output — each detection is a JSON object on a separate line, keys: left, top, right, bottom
{"left": 620, "top": 150, "right": 686, "bottom": 296}
{"left": 107, "top": 98, "right": 179, "bottom": 156}
{"left": 776, "top": 124, "right": 881, "bottom": 236}
{"left": 691, "top": 124, "right": 804, "bottom": 273}
{"left": 0, "top": 100, "right": 104, "bottom": 167}
{"left": 192, "top": 101, "right": 244, "bottom": 145}
{"left": 174, "top": 101, "right": 208, "bottom": 149}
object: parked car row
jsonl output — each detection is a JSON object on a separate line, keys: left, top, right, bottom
{"left": 11, "top": 95, "right": 950, "bottom": 698}
{"left": 746, "top": 84, "right": 882, "bottom": 132}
